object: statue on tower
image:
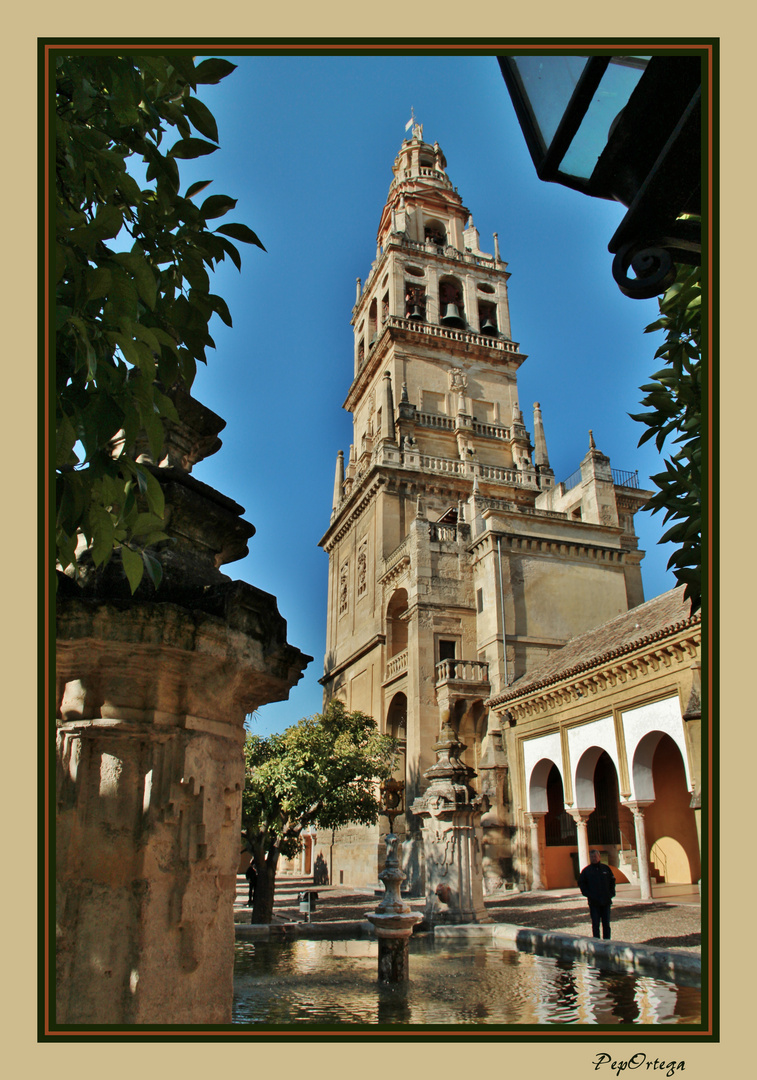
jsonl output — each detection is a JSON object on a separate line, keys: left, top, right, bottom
{"left": 404, "top": 106, "right": 423, "bottom": 141}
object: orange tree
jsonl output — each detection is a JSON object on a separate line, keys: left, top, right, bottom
{"left": 631, "top": 264, "right": 702, "bottom": 611}
{"left": 241, "top": 700, "right": 398, "bottom": 923}
{"left": 55, "top": 53, "right": 264, "bottom": 592}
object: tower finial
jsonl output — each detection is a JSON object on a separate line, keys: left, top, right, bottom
{"left": 332, "top": 449, "right": 345, "bottom": 512}
{"left": 533, "top": 402, "right": 550, "bottom": 469}
{"left": 589, "top": 429, "right": 596, "bottom": 450}
{"left": 404, "top": 107, "right": 423, "bottom": 141}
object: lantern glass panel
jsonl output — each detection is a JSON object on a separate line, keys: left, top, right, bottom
{"left": 559, "top": 56, "right": 651, "bottom": 181}
{"left": 509, "top": 55, "right": 590, "bottom": 151}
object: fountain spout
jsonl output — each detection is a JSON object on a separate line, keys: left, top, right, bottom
{"left": 366, "top": 780, "right": 422, "bottom": 981}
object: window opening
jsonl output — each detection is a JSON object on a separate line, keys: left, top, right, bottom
{"left": 405, "top": 282, "right": 426, "bottom": 321}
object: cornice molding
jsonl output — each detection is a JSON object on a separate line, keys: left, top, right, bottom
{"left": 319, "top": 632, "right": 386, "bottom": 686}
{"left": 320, "top": 475, "right": 385, "bottom": 551}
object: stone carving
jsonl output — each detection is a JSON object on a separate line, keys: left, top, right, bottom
{"left": 339, "top": 561, "right": 349, "bottom": 614}
{"left": 449, "top": 368, "right": 468, "bottom": 393}
{"left": 357, "top": 544, "right": 367, "bottom": 598}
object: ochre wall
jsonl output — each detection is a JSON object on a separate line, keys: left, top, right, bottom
{"left": 644, "top": 735, "right": 700, "bottom": 884}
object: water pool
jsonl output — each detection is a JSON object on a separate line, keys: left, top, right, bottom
{"left": 233, "top": 936, "right": 701, "bottom": 1027}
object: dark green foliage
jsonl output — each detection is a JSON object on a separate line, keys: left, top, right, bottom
{"left": 241, "top": 701, "right": 398, "bottom": 921}
{"left": 630, "top": 264, "right": 702, "bottom": 611}
{"left": 55, "top": 53, "right": 265, "bottom": 592}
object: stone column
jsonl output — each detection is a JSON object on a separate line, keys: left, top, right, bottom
{"left": 524, "top": 812, "right": 546, "bottom": 890}
{"left": 55, "top": 387, "right": 311, "bottom": 1026}
{"left": 569, "top": 808, "right": 594, "bottom": 874}
{"left": 477, "top": 727, "right": 511, "bottom": 893}
{"left": 626, "top": 801, "right": 654, "bottom": 900}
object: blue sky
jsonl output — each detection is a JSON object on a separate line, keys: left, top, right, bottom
{"left": 170, "top": 54, "right": 677, "bottom": 736}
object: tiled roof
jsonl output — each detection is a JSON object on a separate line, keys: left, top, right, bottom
{"left": 488, "top": 587, "right": 700, "bottom": 706}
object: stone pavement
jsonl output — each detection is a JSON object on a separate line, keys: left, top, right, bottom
{"left": 235, "top": 874, "right": 702, "bottom": 954}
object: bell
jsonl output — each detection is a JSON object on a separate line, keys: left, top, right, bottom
{"left": 408, "top": 304, "right": 423, "bottom": 320}
{"left": 441, "top": 303, "right": 464, "bottom": 328}
{"left": 480, "top": 318, "right": 497, "bottom": 336}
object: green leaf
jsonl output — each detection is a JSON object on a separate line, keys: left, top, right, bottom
{"left": 216, "top": 222, "right": 266, "bottom": 250}
{"left": 142, "top": 550, "right": 164, "bottom": 590}
{"left": 169, "top": 137, "right": 219, "bottom": 160}
{"left": 200, "top": 194, "right": 237, "bottom": 220}
{"left": 208, "top": 293, "right": 233, "bottom": 327}
{"left": 186, "top": 179, "right": 212, "bottom": 199}
{"left": 183, "top": 96, "right": 219, "bottom": 143}
{"left": 193, "top": 58, "right": 237, "bottom": 85}
{"left": 120, "top": 545, "right": 145, "bottom": 593}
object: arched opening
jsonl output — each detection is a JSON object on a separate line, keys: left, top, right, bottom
{"left": 439, "top": 275, "right": 465, "bottom": 328}
{"left": 424, "top": 218, "right": 446, "bottom": 246}
{"left": 571, "top": 747, "right": 633, "bottom": 887}
{"left": 368, "top": 297, "right": 378, "bottom": 346}
{"left": 404, "top": 281, "right": 426, "bottom": 321}
{"left": 527, "top": 756, "right": 557, "bottom": 814}
{"left": 637, "top": 733, "right": 700, "bottom": 884}
{"left": 477, "top": 300, "right": 498, "bottom": 336}
{"left": 587, "top": 751, "right": 621, "bottom": 847}
{"left": 544, "top": 765, "right": 577, "bottom": 847}
{"left": 386, "top": 589, "right": 408, "bottom": 659}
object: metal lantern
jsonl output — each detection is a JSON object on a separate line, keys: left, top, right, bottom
{"left": 499, "top": 54, "right": 702, "bottom": 298}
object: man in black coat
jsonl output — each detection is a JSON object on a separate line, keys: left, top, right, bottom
{"left": 578, "top": 849, "right": 616, "bottom": 939}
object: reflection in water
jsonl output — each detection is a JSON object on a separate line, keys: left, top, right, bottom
{"left": 233, "top": 937, "right": 701, "bottom": 1027}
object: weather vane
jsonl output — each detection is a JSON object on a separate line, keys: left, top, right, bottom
{"left": 404, "top": 107, "right": 423, "bottom": 141}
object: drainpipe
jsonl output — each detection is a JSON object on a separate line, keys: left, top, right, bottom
{"left": 496, "top": 537, "right": 509, "bottom": 687}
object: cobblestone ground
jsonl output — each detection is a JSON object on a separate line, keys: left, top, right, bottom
{"left": 243, "top": 883, "right": 702, "bottom": 954}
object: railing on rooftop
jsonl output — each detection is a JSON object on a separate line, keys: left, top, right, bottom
{"left": 612, "top": 468, "right": 640, "bottom": 489}
{"left": 561, "top": 467, "right": 640, "bottom": 492}
{"left": 562, "top": 468, "right": 583, "bottom": 492}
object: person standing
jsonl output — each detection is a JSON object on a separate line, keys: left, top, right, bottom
{"left": 245, "top": 857, "right": 257, "bottom": 908}
{"left": 578, "top": 849, "right": 616, "bottom": 940}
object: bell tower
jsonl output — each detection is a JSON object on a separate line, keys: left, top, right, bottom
{"left": 319, "top": 124, "right": 650, "bottom": 892}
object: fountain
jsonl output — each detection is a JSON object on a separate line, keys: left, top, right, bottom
{"left": 366, "top": 778, "right": 423, "bottom": 981}
{"left": 411, "top": 712, "right": 490, "bottom": 926}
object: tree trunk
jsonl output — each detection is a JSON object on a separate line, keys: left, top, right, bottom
{"left": 251, "top": 847, "right": 280, "bottom": 924}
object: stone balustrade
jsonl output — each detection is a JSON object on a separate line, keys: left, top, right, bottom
{"left": 385, "top": 315, "right": 519, "bottom": 354}
{"left": 386, "top": 649, "right": 409, "bottom": 680}
{"left": 435, "top": 658, "right": 490, "bottom": 686}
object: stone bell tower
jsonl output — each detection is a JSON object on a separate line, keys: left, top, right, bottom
{"left": 319, "top": 122, "right": 650, "bottom": 894}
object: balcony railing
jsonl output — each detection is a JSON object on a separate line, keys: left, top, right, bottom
{"left": 435, "top": 658, "right": 490, "bottom": 686}
{"left": 385, "top": 315, "right": 520, "bottom": 354}
{"left": 386, "top": 650, "right": 408, "bottom": 680}
{"left": 428, "top": 522, "right": 458, "bottom": 542}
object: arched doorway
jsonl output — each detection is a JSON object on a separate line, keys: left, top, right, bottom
{"left": 525, "top": 756, "right": 561, "bottom": 890}
{"left": 632, "top": 732, "right": 700, "bottom": 884}
{"left": 573, "top": 747, "right": 634, "bottom": 886}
